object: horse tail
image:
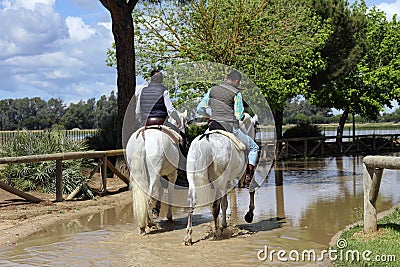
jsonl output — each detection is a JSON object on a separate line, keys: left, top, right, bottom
{"left": 186, "top": 137, "right": 214, "bottom": 207}
{"left": 130, "top": 136, "right": 150, "bottom": 231}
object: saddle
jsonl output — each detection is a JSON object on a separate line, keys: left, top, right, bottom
{"left": 208, "top": 120, "right": 233, "bottom": 133}
{"left": 136, "top": 125, "right": 182, "bottom": 145}
{"left": 201, "top": 130, "right": 246, "bottom": 151}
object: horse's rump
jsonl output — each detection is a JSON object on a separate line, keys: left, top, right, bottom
{"left": 186, "top": 132, "right": 246, "bottom": 206}
{"left": 126, "top": 128, "right": 181, "bottom": 233}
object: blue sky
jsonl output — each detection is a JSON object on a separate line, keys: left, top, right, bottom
{"left": 0, "top": 0, "right": 399, "bottom": 105}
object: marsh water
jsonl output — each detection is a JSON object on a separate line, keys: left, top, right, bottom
{"left": 1, "top": 155, "right": 400, "bottom": 266}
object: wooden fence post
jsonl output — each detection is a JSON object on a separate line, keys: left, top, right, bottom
{"left": 363, "top": 156, "right": 393, "bottom": 233}
{"left": 363, "top": 165, "right": 383, "bottom": 233}
{"left": 304, "top": 139, "right": 308, "bottom": 158}
{"left": 101, "top": 156, "right": 107, "bottom": 193}
{"left": 55, "top": 160, "right": 63, "bottom": 202}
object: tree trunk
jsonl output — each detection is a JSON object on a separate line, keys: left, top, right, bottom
{"left": 99, "top": 0, "right": 138, "bottom": 148}
{"left": 336, "top": 108, "right": 349, "bottom": 146}
{"left": 352, "top": 112, "right": 356, "bottom": 140}
{"left": 273, "top": 109, "right": 283, "bottom": 159}
{"left": 273, "top": 109, "right": 283, "bottom": 186}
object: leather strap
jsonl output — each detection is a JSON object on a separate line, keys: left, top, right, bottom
{"left": 136, "top": 125, "right": 182, "bottom": 145}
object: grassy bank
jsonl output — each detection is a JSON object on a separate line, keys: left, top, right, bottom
{"left": 333, "top": 207, "right": 400, "bottom": 266}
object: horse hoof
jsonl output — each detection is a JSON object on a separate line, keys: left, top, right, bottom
{"left": 147, "top": 221, "right": 157, "bottom": 228}
{"left": 152, "top": 208, "right": 160, "bottom": 219}
{"left": 184, "top": 238, "right": 192, "bottom": 246}
{"left": 215, "top": 228, "right": 222, "bottom": 239}
{"left": 138, "top": 227, "right": 146, "bottom": 235}
{"left": 245, "top": 212, "right": 254, "bottom": 223}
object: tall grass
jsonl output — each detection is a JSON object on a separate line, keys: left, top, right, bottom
{"left": 0, "top": 130, "right": 94, "bottom": 199}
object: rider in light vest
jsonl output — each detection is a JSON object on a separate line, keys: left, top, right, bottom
{"left": 197, "top": 70, "right": 259, "bottom": 188}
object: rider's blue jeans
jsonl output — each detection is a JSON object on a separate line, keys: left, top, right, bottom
{"left": 233, "top": 126, "right": 259, "bottom": 166}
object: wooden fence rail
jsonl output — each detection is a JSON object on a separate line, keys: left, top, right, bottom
{"left": 363, "top": 155, "right": 400, "bottom": 233}
{"left": 0, "top": 149, "right": 128, "bottom": 202}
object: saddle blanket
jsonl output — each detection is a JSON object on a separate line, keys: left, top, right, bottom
{"left": 207, "top": 130, "right": 246, "bottom": 151}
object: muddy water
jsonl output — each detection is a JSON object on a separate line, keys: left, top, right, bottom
{"left": 1, "top": 155, "right": 400, "bottom": 267}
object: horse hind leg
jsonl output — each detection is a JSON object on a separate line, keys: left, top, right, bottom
{"left": 212, "top": 198, "right": 222, "bottom": 238}
{"left": 184, "top": 188, "right": 195, "bottom": 246}
{"left": 221, "top": 195, "right": 228, "bottom": 228}
{"left": 148, "top": 171, "right": 163, "bottom": 219}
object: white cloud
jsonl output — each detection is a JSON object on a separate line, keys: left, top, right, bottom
{"left": 1, "top": 0, "right": 55, "bottom": 11}
{"left": 376, "top": 0, "right": 400, "bottom": 20}
{"left": 0, "top": 0, "right": 116, "bottom": 104}
{"left": 44, "top": 69, "right": 72, "bottom": 79}
{"left": 0, "top": 2, "right": 66, "bottom": 58}
{"left": 66, "top": 16, "right": 95, "bottom": 42}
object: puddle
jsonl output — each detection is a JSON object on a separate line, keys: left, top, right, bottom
{"left": 0, "top": 155, "right": 399, "bottom": 266}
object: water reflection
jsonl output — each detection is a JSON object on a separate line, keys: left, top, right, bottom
{"left": 0, "top": 155, "right": 399, "bottom": 266}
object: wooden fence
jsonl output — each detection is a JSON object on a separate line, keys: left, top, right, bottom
{"left": 0, "top": 149, "right": 129, "bottom": 203}
{"left": 363, "top": 156, "right": 400, "bottom": 232}
{"left": 276, "top": 134, "right": 400, "bottom": 159}
{"left": 0, "top": 129, "right": 98, "bottom": 146}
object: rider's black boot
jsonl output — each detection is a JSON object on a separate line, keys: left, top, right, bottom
{"left": 245, "top": 164, "right": 255, "bottom": 188}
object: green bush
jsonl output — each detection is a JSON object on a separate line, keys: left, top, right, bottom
{"left": 86, "top": 114, "right": 118, "bottom": 151}
{"left": 186, "top": 123, "right": 208, "bottom": 147}
{"left": 283, "top": 121, "right": 323, "bottom": 139}
{"left": 0, "top": 130, "right": 94, "bottom": 199}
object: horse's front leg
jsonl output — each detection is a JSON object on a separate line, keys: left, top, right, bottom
{"left": 221, "top": 194, "right": 228, "bottom": 228}
{"left": 245, "top": 191, "right": 255, "bottom": 223}
{"left": 166, "top": 171, "right": 177, "bottom": 221}
{"left": 152, "top": 199, "right": 161, "bottom": 219}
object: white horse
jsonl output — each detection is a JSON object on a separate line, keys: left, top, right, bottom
{"left": 239, "top": 113, "right": 258, "bottom": 140}
{"left": 184, "top": 115, "right": 258, "bottom": 245}
{"left": 126, "top": 111, "right": 187, "bottom": 235}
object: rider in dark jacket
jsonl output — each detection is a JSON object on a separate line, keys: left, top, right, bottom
{"left": 136, "top": 70, "right": 182, "bottom": 128}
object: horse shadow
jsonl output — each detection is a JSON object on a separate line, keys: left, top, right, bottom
{"left": 145, "top": 213, "right": 213, "bottom": 235}
{"left": 237, "top": 216, "right": 285, "bottom": 233}
{"left": 146, "top": 215, "right": 285, "bottom": 244}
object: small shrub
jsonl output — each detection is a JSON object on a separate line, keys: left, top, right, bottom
{"left": 86, "top": 114, "right": 118, "bottom": 151}
{"left": 0, "top": 130, "right": 94, "bottom": 199}
{"left": 283, "top": 122, "right": 323, "bottom": 139}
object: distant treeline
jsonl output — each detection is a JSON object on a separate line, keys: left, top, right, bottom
{"left": 0, "top": 93, "right": 398, "bottom": 131}
{"left": 0, "top": 92, "right": 117, "bottom": 130}
{"left": 283, "top": 97, "right": 400, "bottom": 125}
